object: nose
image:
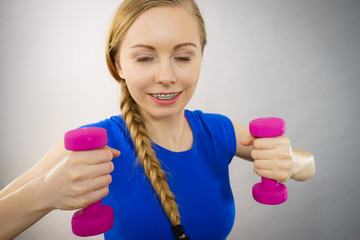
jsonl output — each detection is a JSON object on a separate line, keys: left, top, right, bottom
{"left": 155, "top": 59, "right": 176, "bottom": 86}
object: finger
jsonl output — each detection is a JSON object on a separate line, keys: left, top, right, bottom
{"left": 75, "top": 185, "right": 110, "bottom": 209}
{"left": 254, "top": 157, "right": 293, "bottom": 172}
{"left": 253, "top": 167, "right": 274, "bottom": 179}
{"left": 252, "top": 137, "right": 281, "bottom": 150}
{"left": 67, "top": 160, "right": 114, "bottom": 183}
{"left": 241, "top": 135, "right": 256, "bottom": 146}
{"left": 75, "top": 161, "right": 114, "bottom": 182}
{"left": 86, "top": 174, "right": 112, "bottom": 193}
{"left": 86, "top": 161, "right": 114, "bottom": 178}
{"left": 73, "top": 148, "right": 115, "bottom": 165}
{"left": 254, "top": 159, "right": 274, "bottom": 170}
{"left": 251, "top": 149, "right": 277, "bottom": 160}
{"left": 254, "top": 136, "right": 291, "bottom": 150}
{"left": 105, "top": 146, "right": 121, "bottom": 158}
{"left": 254, "top": 166, "right": 290, "bottom": 183}
{"left": 71, "top": 174, "right": 112, "bottom": 197}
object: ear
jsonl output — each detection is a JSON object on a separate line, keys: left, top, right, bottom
{"left": 115, "top": 60, "right": 125, "bottom": 79}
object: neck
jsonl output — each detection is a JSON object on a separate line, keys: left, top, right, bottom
{"left": 140, "top": 109, "right": 192, "bottom": 152}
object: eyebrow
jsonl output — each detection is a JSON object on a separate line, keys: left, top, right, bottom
{"left": 129, "top": 42, "right": 197, "bottom": 50}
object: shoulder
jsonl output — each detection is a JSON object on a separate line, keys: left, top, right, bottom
{"left": 185, "top": 109, "right": 233, "bottom": 127}
{"left": 80, "top": 115, "right": 124, "bottom": 137}
{"left": 79, "top": 115, "right": 133, "bottom": 151}
{"left": 186, "top": 109, "right": 237, "bottom": 157}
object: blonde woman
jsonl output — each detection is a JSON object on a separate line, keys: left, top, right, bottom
{"left": 0, "top": 0, "right": 315, "bottom": 239}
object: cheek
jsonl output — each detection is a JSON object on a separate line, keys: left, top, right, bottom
{"left": 123, "top": 66, "right": 152, "bottom": 91}
{"left": 123, "top": 76, "right": 147, "bottom": 102}
{"left": 125, "top": 78, "right": 147, "bottom": 99}
{"left": 178, "top": 63, "right": 201, "bottom": 87}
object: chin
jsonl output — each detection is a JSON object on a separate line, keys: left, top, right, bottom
{"left": 149, "top": 106, "right": 185, "bottom": 119}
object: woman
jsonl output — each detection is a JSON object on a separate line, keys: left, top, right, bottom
{"left": 0, "top": 0, "right": 315, "bottom": 239}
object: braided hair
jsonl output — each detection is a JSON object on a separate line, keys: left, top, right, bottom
{"left": 105, "top": 1, "right": 207, "bottom": 238}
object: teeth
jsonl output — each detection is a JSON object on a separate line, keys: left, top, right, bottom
{"left": 152, "top": 92, "right": 180, "bottom": 100}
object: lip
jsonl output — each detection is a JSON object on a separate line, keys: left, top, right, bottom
{"left": 149, "top": 92, "right": 182, "bottom": 106}
{"left": 150, "top": 91, "right": 180, "bottom": 95}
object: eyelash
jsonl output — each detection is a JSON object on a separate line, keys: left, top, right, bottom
{"left": 176, "top": 57, "right": 191, "bottom": 62}
{"left": 135, "top": 57, "right": 191, "bottom": 63}
{"left": 136, "top": 57, "right": 153, "bottom": 63}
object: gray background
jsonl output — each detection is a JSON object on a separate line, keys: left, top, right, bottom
{"left": 1, "top": 0, "right": 359, "bottom": 239}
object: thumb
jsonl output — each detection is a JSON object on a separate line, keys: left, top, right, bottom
{"left": 105, "top": 146, "right": 121, "bottom": 158}
{"left": 241, "top": 134, "right": 255, "bottom": 146}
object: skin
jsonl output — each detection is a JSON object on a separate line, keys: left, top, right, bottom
{"left": 0, "top": 5, "right": 315, "bottom": 240}
{"left": 115, "top": 6, "right": 202, "bottom": 152}
{"left": 0, "top": 143, "right": 119, "bottom": 239}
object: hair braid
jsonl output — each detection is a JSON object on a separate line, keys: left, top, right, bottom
{"left": 106, "top": 1, "right": 207, "bottom": 238}
{"left": 119, "top": 80, "right": 184, "bottom": 229}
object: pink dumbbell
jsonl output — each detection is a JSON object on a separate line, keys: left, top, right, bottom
{"left": 64, "top": 127, "right": 114, "bottom": 236}
{"left": 249, "top": 117, "right": 288, "bottom": 205}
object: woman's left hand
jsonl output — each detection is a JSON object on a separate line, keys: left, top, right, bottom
{"left": 241, "top": 135, "right": 294, "bottom": 183}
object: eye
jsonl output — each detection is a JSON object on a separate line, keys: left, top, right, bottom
{"left": 175, "top": 57, "right": 191, "bottom": 62}
{"left": 135, "top": 57, "right": 154, "bottom": 63}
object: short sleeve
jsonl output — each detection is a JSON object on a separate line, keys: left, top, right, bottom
{"left": 189, "top": 110, "right": 237, "bottom": 164}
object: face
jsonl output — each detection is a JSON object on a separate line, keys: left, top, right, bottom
{"left": 115, "top": 6, "right": 202, "bottom": 120}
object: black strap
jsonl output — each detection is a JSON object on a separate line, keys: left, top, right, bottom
{"left": 172, "top": 224, "right": 185, "bottom": 238}
{"left": 172, "top": 224, "right": 190, "bottom": 239}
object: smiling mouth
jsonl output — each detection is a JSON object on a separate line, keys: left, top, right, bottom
{"left": 151, "top": 92, "right": 181, "bottom": 100}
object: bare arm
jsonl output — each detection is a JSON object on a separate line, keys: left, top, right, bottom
{"left": 231, "top": 120, "right": 253, "bottom": 161}
{"left": 0, "top": 141, "right": 119, "bottom": 240}
{"left": 231, "top": 120, "right": 315, "bottom": 182}
{"left": 0, "top": 141, "right": 66, "bottom": 239}
{"left": 0, "top": 176, "right": 53, "bottom": 240}
{"left": 0, "top": 141, "right": 67, "bottom": 198}
{"left": 290, "top": 148, "right": 315, "bottom": 181}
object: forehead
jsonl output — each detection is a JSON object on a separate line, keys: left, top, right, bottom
{"left": 122, "top": 6, "right": 200, "bottom": 48}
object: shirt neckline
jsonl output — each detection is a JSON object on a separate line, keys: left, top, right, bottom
{"left": 151, "top": 110, "right": 196, "bottom": 158}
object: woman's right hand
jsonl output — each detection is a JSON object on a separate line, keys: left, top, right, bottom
{"left": 40, "top": 143, "right": 120, "bottom": 211}
{"left": 0, "top": 140, "right": 120, "bottom": 240}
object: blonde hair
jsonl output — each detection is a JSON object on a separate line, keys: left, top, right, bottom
{"left": 105, "top": 0, "right": 206, "bottom": 238}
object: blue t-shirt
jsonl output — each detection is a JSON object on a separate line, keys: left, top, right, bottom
{"left": 83, "top": 110, "right": 237, "bottom": 240}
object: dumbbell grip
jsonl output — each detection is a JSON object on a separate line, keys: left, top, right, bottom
{"left": 250, "top": 117, "right": 288, "bottom": 205}
{"left": 64, "top": 127, "right": 114, "bottom": 236}
{"left": 249, "top": 117, "right": 286, "bottom": 187}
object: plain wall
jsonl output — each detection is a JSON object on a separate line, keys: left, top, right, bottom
{"left": 1, "top": 0, "right": 359, "bottom": 239}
